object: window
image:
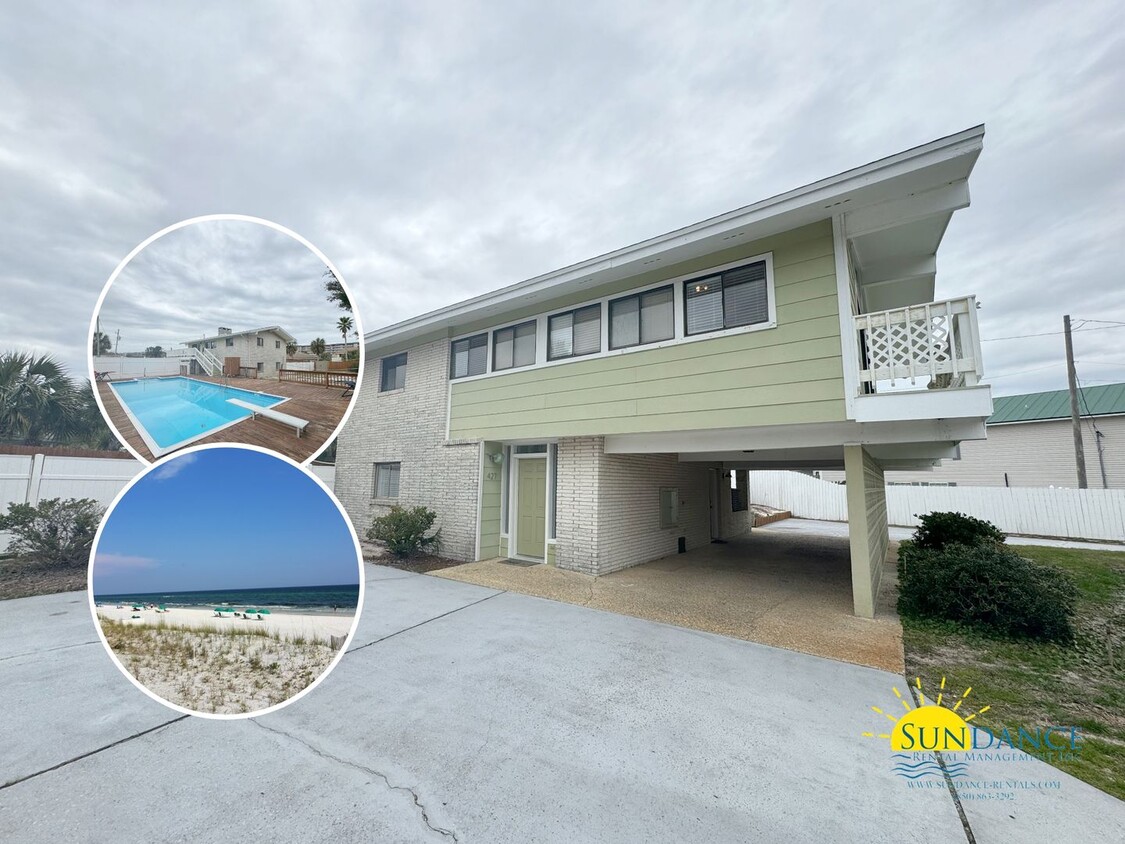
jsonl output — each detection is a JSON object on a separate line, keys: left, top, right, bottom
{"left": 225, "top": 338, "right": 234, "bottom": 347}
{"left": 684, "top": 260, "right": 769, "bottom": 335}
{"left": 380, "top": 352, "right": 407, "bottom": 392}
{"left": 450, "top": 333, "right": 487, "bottom": 378}
{"left": 659, "top": 488, "right": 679, "bottom": 528}
{"left": 256, "top": 362, "right": 263, "bottom": 372}
{"left": 275, "top": 361, "right": 281, "bottom": 371}
{"left": 204, "top": 341, "right": 215, "bottom": 349}
{"left": 256, "top": 337, "right": 264, "bottom": 347}
{"left": 374, "top": 462, "right": 400, "bottom": 499}
{"left": 609, "top": 285, "right": 674, "bottom": 349}
{"left": 493, "top": 320, "right": 536, "bottom": 371}
{"left": 514, "top": 444, "right": 546, "bottom": 454}
{"left": 548, "top": 303, "right": 600, "bottom": 360}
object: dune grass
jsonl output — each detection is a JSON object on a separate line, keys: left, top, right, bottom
{"left": 100, "top": 618, "right": 338, "bottom": 714}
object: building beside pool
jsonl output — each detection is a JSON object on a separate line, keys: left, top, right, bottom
{"left": 336, "top": 126, "right": 994, "bottom": 618}
{"left": 184, "top": 326, "right": 295, "bottom": 378}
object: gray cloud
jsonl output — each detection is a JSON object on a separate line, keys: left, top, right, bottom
{"left": 1, "top": 0, "right": 1122, "bottom": 398}
{"left": 96, "top": 218, "right": 349, "bottom": 352}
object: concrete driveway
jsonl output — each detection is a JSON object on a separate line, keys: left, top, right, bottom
{"left": 1, "top": 565, "right": 1122, "bottom": 842}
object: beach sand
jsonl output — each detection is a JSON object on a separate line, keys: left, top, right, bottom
{"left": 95, "top": 605, "right": 355, "bottom": 644}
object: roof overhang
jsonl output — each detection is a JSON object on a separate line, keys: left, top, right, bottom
{"left": 183, "top": 326, "right": 297, "bottom": 345}
{"left": 366, "top": 126, "right": 985, "bottom": 353}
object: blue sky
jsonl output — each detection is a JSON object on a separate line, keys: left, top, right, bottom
{"left": 92, "top": 449, "right": 360, "bottom": 594}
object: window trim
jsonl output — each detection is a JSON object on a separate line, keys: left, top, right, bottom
{"left": 449, "top": 332, "right": 489, "bottom": 379}
{"left": 373, "top": 461, "right": 401, "bottom": 500}
{"left": 683, "top": 258, "right": 773, "bottom": 337}
{"left": 380, "top": 352, "right": 408, "bottom": 392}
{"left": 608, "top": 284, "right": 675, "bottom": 351}
{"left": 256, "top": 337, "right": 264, "bottom": 347}
{"left": 492, "top": 319, "right": 537, "bottom": 372}
{"left": 446, "top": 252, "right": 775, "bottom": 384}
{"left": 547, "top": 303, "right": 602, "bottom": 361}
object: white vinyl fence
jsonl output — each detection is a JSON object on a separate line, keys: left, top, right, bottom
{"left": 1, "top": 454, "right": 338, "bottom": 552}
{"left": 93, "top": 355, "right": 183, "bottom": 377}
{"left": 749, "top": 471, "right": 1125, "bottom": 543}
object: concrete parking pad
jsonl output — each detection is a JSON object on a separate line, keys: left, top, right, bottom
{"left": 434, "top": 525, "right": 904, "bottom": 672}
{"left": 2, "top": 566, "right": 1122, "bottom": 842}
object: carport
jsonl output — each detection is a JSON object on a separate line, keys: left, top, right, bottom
{"left": 437, "top": 518, "right": 904, "bottom": 671}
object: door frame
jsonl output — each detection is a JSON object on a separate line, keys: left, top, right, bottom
{"left": 506, "top": 443, "right": 553, "bottom": 562}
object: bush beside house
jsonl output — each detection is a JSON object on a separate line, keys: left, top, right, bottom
{"left": 367, "top": 506, "right": 443, "bottom": 557}
{"left": 897, "top": 511, "right": 1078, "bottom": 643}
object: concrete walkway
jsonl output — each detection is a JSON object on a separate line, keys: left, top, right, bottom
{"left": 1, "top": 566, "right": 1122, "bottom": 842}
{"left": 435, "top": 529, "right": 904, "bottom": 672}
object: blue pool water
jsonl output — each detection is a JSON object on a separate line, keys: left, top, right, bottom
{"left": 109, "top": 377, "right": 285, "bottom": 454}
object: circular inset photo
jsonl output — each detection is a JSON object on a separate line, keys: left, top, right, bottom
{"left": 88, "top": 445, "right": 363, "bottom": 718}
{"left": 89, "top": 215, "right": 362, "bottom": 464}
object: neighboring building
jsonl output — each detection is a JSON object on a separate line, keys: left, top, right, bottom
{"left": 820, "top": 383, "right": 1125, "bottom": 489}
{"left": 184, "top": 326, "right": 295, "bottom": 378}
{"left": 337, "top": 126, "right": 992, "bottom": 618}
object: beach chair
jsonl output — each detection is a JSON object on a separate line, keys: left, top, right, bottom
{"left": 340, "top": 378, "right": 356, "bottom": 398}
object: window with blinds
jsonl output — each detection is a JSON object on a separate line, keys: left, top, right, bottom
{"left": 609, "top": 285, "right": 674, "bottom": 349}
{"left": 374, "top": 462, "right": 400, "bottom": 498}
{"left": 684, "top": 260, "right": 769, "bottom": 335}
{"left": 380, "top": 352, "right": 407, "bottom": 391}
{"left": 493, "top": 320, "right": 537, "bottom": 371}
{"left": 548, "top": 304, "right": 601, "bottom": 360}
{"left": 450, "top": 333, "right": 488, "bottom": 378}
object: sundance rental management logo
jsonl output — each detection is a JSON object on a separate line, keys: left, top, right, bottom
{"left": 863, "top": 676, "right": 1082, "bottom": 801}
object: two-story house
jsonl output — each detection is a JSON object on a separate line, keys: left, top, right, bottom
{"left": 184, "top": 326, "right": 295, "bottom": 378}
{"left": 336, "top": 126, "right": 992, "bottom": 618}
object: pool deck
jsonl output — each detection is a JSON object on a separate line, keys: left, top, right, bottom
{"left": 97, "top": 375, "right": 352, "bottom": 462}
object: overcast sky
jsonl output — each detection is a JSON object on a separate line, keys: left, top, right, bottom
{"left": 96, "top": 219, "right": 350, "bottom": 352}
{"left": 2, "top": 1, "right": 1122, "bottom": 396}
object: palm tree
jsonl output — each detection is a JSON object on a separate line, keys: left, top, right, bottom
{"left": 324, "top": 268, "right": 351, "bottom": 311}
{"left": 0, "top": 351, "right": 81, "bottom": 444}
{"left": 285, "top": 342, "right": 297, "bottom": 357}
{"left": 309, "top": 338, "right": 327, "bottom": 357}
{"left": 71, "top": 380, "right": 122, "bottom": 451}
{"left": 92, "top": 332, "right": 112, "bottom": 356}
{"left": 337, "top": 316, "right": 353, "bottom": 347}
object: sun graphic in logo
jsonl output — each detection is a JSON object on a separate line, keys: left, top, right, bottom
{"left": 863, "top": 676, "right": 991, "bottom": 752}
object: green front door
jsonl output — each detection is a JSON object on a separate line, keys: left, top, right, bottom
{"left": 516, "top": 457, "right": 547, "bottom": 558}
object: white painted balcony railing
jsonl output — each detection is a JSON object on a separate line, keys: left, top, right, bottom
{"left": 855, "top": 296, "right": 982, "bottom": 393}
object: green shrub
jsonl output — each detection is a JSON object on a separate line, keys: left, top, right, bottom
{"left": 366, "top": 506, "right": 442, "bottom": 557}
{"left": 897, "top": 541, "right": 1077, "bottom": 643}
{"left": 911, "top": 511, "right": 1006, "bottom": 551}
{"left": 0, "top": 497, "right": 103, "bottom": 566}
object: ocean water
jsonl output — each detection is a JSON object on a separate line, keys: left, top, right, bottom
{"left": 93, "top": 583, "right": 360, "bottom": 615}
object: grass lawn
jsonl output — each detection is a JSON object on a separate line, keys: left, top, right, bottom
{"left": 902, "top": 544, "right": 1125, "bottom": 800}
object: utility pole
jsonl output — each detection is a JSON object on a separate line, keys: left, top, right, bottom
{"left": 1063, "top": 315, "right": 1087, "bottom": 489}
{"left": 114, "top": 329, "right": 121, "bottom": 355}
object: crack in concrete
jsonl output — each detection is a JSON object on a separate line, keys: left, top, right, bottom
{"left": 0, "top": 715, "right": 189, "bottom": 790}
{"left": 0, "top": 639, "right": 102, "bottom": 662}
{"left": 254, "top": 721, "right": 458, "bottom": 841}
{"left": 346, "top": 590, "right": 505, "bottom": 655}
{"left": 908, "top": 683, "right": 976, "bottom": 844}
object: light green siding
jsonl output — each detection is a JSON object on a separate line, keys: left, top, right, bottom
{"left": 449, "top": 221, "right": 844, "bottom": 440}
{"left": 499, "top": 536, "right": 509, "bottom": 558}
{"left": 477, "top": 442, "right": 503, "bottom": 560}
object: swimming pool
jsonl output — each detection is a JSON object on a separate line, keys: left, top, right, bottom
{"left": 107, "top": 377, "right": 288, "bottom": 457}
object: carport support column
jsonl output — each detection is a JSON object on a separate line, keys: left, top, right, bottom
{"left": 843, "top": 445, "right": 889, "bottom": 619}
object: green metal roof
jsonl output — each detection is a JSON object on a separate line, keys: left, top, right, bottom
{"left": 989, "top": 382, "right": 1125, "bottom": 424}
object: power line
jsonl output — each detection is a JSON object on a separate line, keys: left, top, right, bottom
{"left": 988, "top": 362, "right": 1063, "bottom": 379}
{"left": 982, "top": 324, "right": 1125, "bottom": 342}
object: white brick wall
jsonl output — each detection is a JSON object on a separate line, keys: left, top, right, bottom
{"left": 555, "top": 437, "right": 716, "bottom": 575}
{"left": 335, "top": 338, "right": 480, "bottom": 560}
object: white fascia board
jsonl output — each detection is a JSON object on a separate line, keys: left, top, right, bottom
{"left": 844, "top": 181, "right": 971, "bottom": 239}
{"left": 365, "top": 126, "right": 985, "bottom": 352}
{"left": 851, "top": 385, "right": 994, "bottom": 423}
{"left": 608, "top": 417, "right": 988, "bottom": 455}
